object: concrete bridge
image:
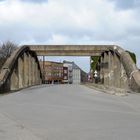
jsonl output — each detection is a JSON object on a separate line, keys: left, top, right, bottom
{"left": 0, "top": 45, "right": 140, "bottom": 93}
{"left": 0, "top": 46, "right": 42, "bottom": 93}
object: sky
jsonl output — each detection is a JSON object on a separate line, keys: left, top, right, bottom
{"left": 0, "top": 0, "right": 140, "bottom": 72}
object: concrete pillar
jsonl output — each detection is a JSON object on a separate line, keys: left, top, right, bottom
{"left": 37, "top": 64, "right": 41, "bottom": 85}
{"left": 120, "top": 60, "right": 129, "bottom": 89}
{"left": 36, "top": 63, "right": 39, "bottom": 85}
{"left": 23, "top": 53, "right": 29, "bottom": 87}
{"left": 18, "top": 56, "right": 24, "bottom": 88}
{"left": 32, "top": 57, "right": 36, "bottom": 85}
{"left": 30, "top": 56, "right": 33, "bottom": 85}
{"left": 34, "top": 60, "right": 36, "bottom": 85}
{"left": 10, "top": 66, "right": 19, "bottom": 90}
{"left": 100, "top": 55, "right": 104, "bottom": 84}
{"left": 34, "top": 61, "right": 38, "bottom": 85}
{"left": 28, "top": 54, "right": 32, "bottom": 86}
{"left": 42, "top": 56, "right": 45, "bottom": 84}
{"left": 103, "top": 52, "right": 109, "bottom": 86}
{"left": 113, "top": 53, "right": 121, "bottom": 88}
{"left": 96, "top": 60, "right": 100, "bottom": 83}
{"left": 108, "top": 51, "right": 114, "bottom": 87}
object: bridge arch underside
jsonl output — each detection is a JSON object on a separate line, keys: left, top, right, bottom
{"left": 96, "top": 51, "right": 129, "bottom": 90}
{"left": 0, "top": 47, "right": 42, "bottom": 93}
{"left": 28, "top": 45, "right": 140, "bottom": 92}
{"left": 0, "top": 45, "right": 139, "bottom": 93}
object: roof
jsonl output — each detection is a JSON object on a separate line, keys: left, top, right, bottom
{"left": 63, "top": 60, "right": 73, "bottom": 64}
{"left": 72, "top": 63, "right": 80, "bottom": 69}
{"left": 40, "top": 60, "right": 63, "bottom": 65}
{"left": 63, "top": 60, "right": 80, "bottom": 70}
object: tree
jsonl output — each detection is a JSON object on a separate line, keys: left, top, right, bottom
{"left": 90, "top": 56, "right": 99, "bottom": 72}
{"left": 0, "top": 41, "right": 17, "bottom": 69}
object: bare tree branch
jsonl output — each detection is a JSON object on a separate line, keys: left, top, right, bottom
{"left": 0, "top": 41, "right": 18, "bottom": 69}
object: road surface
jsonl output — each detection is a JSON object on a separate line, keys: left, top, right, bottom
{"left": 0, "top": 84, "right": 140, "bottom": 140}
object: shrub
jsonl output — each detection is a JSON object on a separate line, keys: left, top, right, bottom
{"left": 126, "top": 50, "right": 136, "bottom": 64}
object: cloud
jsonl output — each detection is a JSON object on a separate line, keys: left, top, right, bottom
{"left": 0, "top": 0, "right": 135, "bottom": 41}
{"left": 0, "top": 0, "right": 139, "bottom": 70}
{"left": 108, "top": 0, "right": 140, "bottom": 10}
{"left": 21, "top": 0, "right": 48, "bottom": 3}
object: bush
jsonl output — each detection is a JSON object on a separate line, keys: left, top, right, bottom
{"left": 126, "top": 50, "right": 136, "bottom": 64}
{"left": 90, "top": 56, "right": 99, "bottom": 71}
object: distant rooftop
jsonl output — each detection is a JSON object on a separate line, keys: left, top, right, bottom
{"left": 39, "top": 60, "right": 63, "bottom": 64}
{"left": 63, "top": 60, "right": 82, "bottom": 70}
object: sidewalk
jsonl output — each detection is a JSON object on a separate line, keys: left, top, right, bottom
{"left": 84, "top": 83, "right": 130, "bottom": 96}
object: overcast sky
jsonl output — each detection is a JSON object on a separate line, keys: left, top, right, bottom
{"left": 0, "top": 0, "right": 140, "bottom": 72}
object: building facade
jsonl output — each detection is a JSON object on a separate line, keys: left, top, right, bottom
{"left": 72, "top": 63, "right": 81, "bottom": 84}
{"left": 63, "top": 61, "right": 87, "bottom": 84}
{"left": 63, "top": 66, "right": 68, "bottom": 83}
{"left": 40, "top": 61, "right": 63, "bottom": 84}
{"left": 40, "top": 60, "right": 87, "bottom": 84}
{"left": 63, "top": 61, "right": 73, "bottom": 84}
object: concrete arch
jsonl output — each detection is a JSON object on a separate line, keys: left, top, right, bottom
{"left": 97, "top": 46, "right": 140, "bottom": 92}
{"left": 27, "top": 44, "right": 140, "bottom": 92}
{"left": 0, "top": 45, "right": 139, "bottom": 93}
{"left": 0, "top": 46, "right": 42, "bottom": 93}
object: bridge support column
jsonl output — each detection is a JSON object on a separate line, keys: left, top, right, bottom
{"left": 96, "top": 60, "right": 101, "bottom": 83}
{"left": 18, "top": 56, "right": 24, "bottom": 88}
{"left": 36, "top": 67, "right": 39, "bottom": 85}
{"left": 103, "top": 52, "right": 109, "bottom": 86}
{"left": 37, "top": 65, "right": 41, "bottom": 84}
{"left": 114, "top": 53, "right": 121, "bottom": 88}
{"left": 31, "top": 57, "right": 36, "bottom": 85}
{"left": 38, "top": 72, "right": 42, "bottom": 84}
{"left": 120, "top": 59, "right": 129, "bottom": 89}
{"left": 23, "top": 53, "right": 29, "bottom": 87}
{"left": 108, "top": 51, "right": 114, "bottom": 87}
{"left": 28, "top": 54, "right": 32, "bottom": 86}
{"left": 10, "top": 63, "right": 19, "bottom": 90}
{"left": 34, "top": 61, "right": 38, "bottom": 85}
{"left": 31, "top": 57, "right": 33, "bottom": 85}
{"left": 100, "top": 55, "right": 104, "bottom": 84}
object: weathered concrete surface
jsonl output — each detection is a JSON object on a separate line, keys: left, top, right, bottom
{"left": 0, "top": 45, "right": 139, "bottom": 93}
{"left": 28, "top": 45, "right": 109, "bottom": 56}
{"left": 0, "top": 85, "right": 140, "bottom": 140}
{"left": 28, "top": 45, "right": 140, "bottom": 92}
{"left": 108, "top": 46, "right": 140, "bottom": 92}
{"left": 0, "top": 46, "right": 42, "bottom": 93}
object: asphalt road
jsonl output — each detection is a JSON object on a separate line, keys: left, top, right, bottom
{"left": 0, "top": 84, "right": 140, "bottom": 140}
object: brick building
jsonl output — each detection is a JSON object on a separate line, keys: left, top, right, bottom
{"left": 40, "top": 61, "right": 63, "bottom": 84}
{"left": 40, "top": 60, "right": 87, "bottom": 84}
